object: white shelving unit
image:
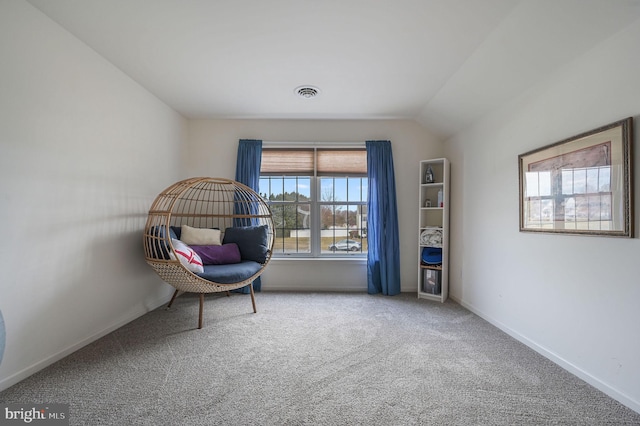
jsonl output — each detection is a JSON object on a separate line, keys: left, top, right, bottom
{"left": 418, "top": 158, "right": 449, "bottom": 302}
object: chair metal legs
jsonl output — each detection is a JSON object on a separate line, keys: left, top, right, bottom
{"left": 249, "top": 283, "right": 257, "bottom": 313}
{"left": 167, "top": 289, "right": 179, "bottom": 308}
{"left": 166, "top": 286, "right": 256, "bottom": 329}
{"left": 198, "top": 293, "right": 204, "bottom": 329}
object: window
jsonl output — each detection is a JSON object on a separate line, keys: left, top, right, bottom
{"left": 524, "top": 165, "right": 612, "bottom": 230}
{"left": 259, "top": 146, "right": 367, "bottom": 257}
{"left": 560, "top": 166, "right": 612, "bottom": 229}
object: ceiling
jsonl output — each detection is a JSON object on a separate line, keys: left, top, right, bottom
{"left": 26, "top": 0, "right": 640, "bottom": 140}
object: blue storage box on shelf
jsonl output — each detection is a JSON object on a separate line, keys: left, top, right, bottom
{"left": 421, "top": 247, "right": 442, "bottom": 265}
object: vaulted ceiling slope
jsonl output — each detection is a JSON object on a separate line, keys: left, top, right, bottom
{"left": 26, "top": 0, "right": 640, "bottom": 140}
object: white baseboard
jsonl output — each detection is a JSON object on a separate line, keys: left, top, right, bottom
{"left": 449, "top": 294, "right": 640, "bottom": 415}
{"left": 0, "top": 293, "right": 171, "bottom": 392}
{"left": 263, "top": 284, "right": 368, "bottom": 292}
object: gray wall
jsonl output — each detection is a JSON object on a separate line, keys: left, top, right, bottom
{"left": 187, "top": 118, "right": 442, "bottom": 292}
{"left": 0, "top": 1, "right": 186, "bottom": 390}
{"left": 445, "top": 18, "right": 640, "bottom": 412}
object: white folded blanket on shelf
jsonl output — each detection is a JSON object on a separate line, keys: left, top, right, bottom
{"left": 420, "top": 227, "right": 443, "bottom": 248}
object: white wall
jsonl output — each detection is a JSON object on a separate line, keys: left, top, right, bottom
{"left": 0, "top": 0, "right": 186, "bottom": 390}
{"left": 445, "top": 18, "right": 640, "bottom": 412}
{"left": 187, "top": 119, "right": 441, "bottom": 291}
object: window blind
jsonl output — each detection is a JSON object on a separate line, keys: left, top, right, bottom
{"left": 261, "top": 148, "right": 366, "bottom": 175}
{"left": 260, "top": 149, "right": 314, "bottom": 174}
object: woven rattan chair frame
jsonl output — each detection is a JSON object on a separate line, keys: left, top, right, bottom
{"left": 143, "top": 177, "right": 274, "bottom": 328}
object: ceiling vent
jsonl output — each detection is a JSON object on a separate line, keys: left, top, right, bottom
{"left": 295, "top": 85, "right": 320, "bottom": 99}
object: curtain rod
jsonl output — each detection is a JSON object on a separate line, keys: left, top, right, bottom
{"left": 262, "top": 141, "right": 365, "bottom": 149}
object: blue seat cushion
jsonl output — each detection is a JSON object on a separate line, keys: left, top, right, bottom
{"left": 196, "top": 260, "right": 263, "bottom": 284}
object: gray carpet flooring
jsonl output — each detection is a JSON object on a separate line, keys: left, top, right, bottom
{"left": 1, "top": 292, "right": 639, "bottom": 425}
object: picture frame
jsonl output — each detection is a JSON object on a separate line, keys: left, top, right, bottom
{"left": 518, "top": 117, "right": 633, "bottom": 237}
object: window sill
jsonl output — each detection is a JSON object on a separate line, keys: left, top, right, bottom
{"left": 270, "top": 256, "right": 367, "bottom": 263}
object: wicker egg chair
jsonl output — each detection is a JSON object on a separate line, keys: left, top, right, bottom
{"left": 143, "top": 177, "right": 274, "bottom": 329}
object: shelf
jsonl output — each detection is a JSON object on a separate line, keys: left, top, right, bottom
{"left": 420, "top": 264, "right": 442, "bottom": 270}
{"left": 418, "top": 158, "right": 449, "bottom": 303}
{"left": 418, "top": 291, "right": 443, "bottom": 300}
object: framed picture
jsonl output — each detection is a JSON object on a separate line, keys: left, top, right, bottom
{"left": 518, "top": 117, "right": 633, "bottom": 237}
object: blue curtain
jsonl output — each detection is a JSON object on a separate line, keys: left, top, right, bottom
{"left": 366, "top": 140, "right": 401, "bottom": 295}
{"left": 235, "top": 139, "right": 263, "bottom": 292}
